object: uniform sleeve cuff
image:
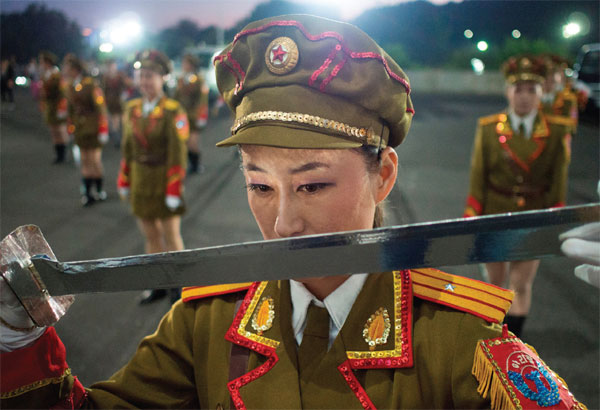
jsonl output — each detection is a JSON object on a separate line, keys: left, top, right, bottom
{"left": 1, "top": 327, "right": 69, "bottom": 395}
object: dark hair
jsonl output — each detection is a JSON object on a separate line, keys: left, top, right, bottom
{"left": 353, "top": 145, "right": 386, "bottom": 228}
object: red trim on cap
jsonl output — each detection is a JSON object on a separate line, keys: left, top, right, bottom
{"left": 321, "top": 55, "right": 348, "bottom": 92}
{"left": 214, "top": 55, "right": 241, "bottom": 84}
{"left": 225, "top": 19, "right": 411, "bottom": 94}
{"left": 310, "top": 45, "right": 340, "bottom": 87}
{"left": 225, "top": 51, "right": 246, "bottom": 91}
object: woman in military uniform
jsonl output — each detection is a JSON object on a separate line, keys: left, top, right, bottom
{"left": 62, "top": 54, "right": 109, "bottom": 206}
{"left": 464, "top": 55, "right": 572, "bottom": 337}
{"left": 101, "top": 59, "right": 130, "bottom": 148}
{"left": 541, "top": 54, "right": 579, "bottom": 134}
{"left": 2, "top": 17, "right": 585, "bottom": 410}
{"left": 38, "top": 51, "right": 69, "bottom": 164}
{"left": 173, "top": 54, "right": 209, "bottom": 174}
{"left": 117, "top": 49, "right": 189, "bottom": 304}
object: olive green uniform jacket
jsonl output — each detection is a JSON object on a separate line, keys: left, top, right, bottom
{"left": 464, "top": 111, "right": 571, "bottom": 217}
{"left": 173, "top": 72, "right": 209, "bottom": 131}
{"left": 117, "top": 96, "right": 189, "bottom": 219}
{"left": 66, "top": 76, "right": 109, "bottom": 149}
{"left": 0, "top": 269, "right": 586, "bottom": 409}
{"left": 40, "top": 68, "right": 67, "bottom": 126}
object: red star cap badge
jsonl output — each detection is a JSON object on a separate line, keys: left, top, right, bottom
{"left": 271, "top": 45, "right": 287, "bottom": 63}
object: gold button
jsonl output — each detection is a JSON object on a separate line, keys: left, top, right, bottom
{"left": 516, "top": 175, "right": 524, "bottom": 183}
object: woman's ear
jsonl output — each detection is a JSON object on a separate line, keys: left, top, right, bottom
{"left": 375, "top": 146, "right": 398, "bottom": 204}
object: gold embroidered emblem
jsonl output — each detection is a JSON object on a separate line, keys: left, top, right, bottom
{"left": 363, "top": 307, "right": 391, "bottom": 351}
{"left": 265, "top": 37, "right": 299, "bottom": 75}
{"left": 251, "top": 296, "right": 275, "bottom": 335}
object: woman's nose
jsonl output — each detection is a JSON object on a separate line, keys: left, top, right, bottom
{"left": 274, "top": 195, "right": 304, "bottom": 238}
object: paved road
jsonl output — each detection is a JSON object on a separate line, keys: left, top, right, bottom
{"left": 2, "top": 88, "right": 598, "bottom": 407}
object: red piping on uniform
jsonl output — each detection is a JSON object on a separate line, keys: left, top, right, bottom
{"left": 465, "top": 195, "right": 482, "bottom": 215}
{"left": 338, "top": 361, "right": 377, "bottom": 410}
{"left": 527, "top": 138, "right": 546, "bottom": 164}
{"left": 225, "top": 283, "right": 279, "bottom": 410}
{"left": 499, "top": 137, "right": 530, "bottom": 173}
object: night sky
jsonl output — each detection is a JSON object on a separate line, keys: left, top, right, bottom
{"left": 0, "top": 0, "right": 450, "bottom": 31}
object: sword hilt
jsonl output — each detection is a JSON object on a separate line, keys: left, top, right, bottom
{"left": 0, "top": 225, "right": 73, "bottom": 326}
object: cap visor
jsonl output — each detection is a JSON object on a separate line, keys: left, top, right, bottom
{"left": 216, "top": 123, "right": 364, "bottom": 149}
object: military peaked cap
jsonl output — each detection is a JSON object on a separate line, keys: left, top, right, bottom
{"left": 215, "top": 14, "right": 414, "bottom": 149}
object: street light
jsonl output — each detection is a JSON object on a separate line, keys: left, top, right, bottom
{"left": 512, "top": 29, "right": 521, "bottom": 39}
{"left": 464, "top": 29, "right": 473, "bottom": 39}
{"left": 470, "top": 58, "right": 485, "bottom": 75}
{"left": 99, "top": 43, "right": 114, "bottom": 53}
{"left": 562, "top": 22, "right": 581, "bottom": 39}
{"left": 477, "top": 41, "right": 488, "bottom": 52}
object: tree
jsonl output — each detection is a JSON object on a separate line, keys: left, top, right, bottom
{"left": 1, "top": 4, "right": 83, "bottom": 63}
{"left": 156, "top": 20, "right": 204, "bottom": 59}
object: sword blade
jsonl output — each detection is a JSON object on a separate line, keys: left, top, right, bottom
{"left": 21, "top": 203, "right": 600, "bottom": 297}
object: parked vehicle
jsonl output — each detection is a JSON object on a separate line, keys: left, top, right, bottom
{"left": 573, "top": 43, "right": 600, "bottom": 110}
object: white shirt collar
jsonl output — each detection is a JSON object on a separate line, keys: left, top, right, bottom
{"left": 142, "top": 96, "right": 161, "bottom": 117}
{"left": 290, "top": 273, "right": 368, "bottom": 349}
{"left": 509, "top": 108, "right": 537, "bottom": 140}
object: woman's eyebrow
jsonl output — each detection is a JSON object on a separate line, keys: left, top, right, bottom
{"left": 243, "top": 163, "right": 265, "bottom": 172}
{"left": 290, "top": 162, "right": 330, "bottom": 174}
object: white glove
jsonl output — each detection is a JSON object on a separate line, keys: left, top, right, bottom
{"left": 118, "top": 187, "right": 130, "bottom": 201}
{"left": 165, "top": 195, "right": 181, "bottom": 211}
{"left": 98, "top": 132, "right": 109, "bottom": 144}
{"left": 0, "top": 277, "right": 46, "bottom": 352}
{"left": 560, "top": 222, "right": 600, "bottom": 288}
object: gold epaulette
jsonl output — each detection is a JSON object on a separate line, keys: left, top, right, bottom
{"left": 411, "top": 268, "right": 513, "bottom": 324}
{"left": 164, "top": 98, "right": 181, "bottom": 111}
{"left": 182, "top": 283, "right": 253, "bottom": 302}
{"left": 126, "top": 98, "right": 142, "bottom": 110}
{"left": 478, "top": 113, "right": 506, "bottom": 127}
{"left": 544, "top": 114, "right": 575, "bottom": 127}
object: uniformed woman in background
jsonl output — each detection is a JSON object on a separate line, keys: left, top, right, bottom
{"left": 38, "top": 51, "right": 69, "bottom": 164}
{"left": 464, "top": 55, "right": 572, "bottom": 337}
{"left": 174, "top": 53, "right": 209, "bottom": 174}
{"left": 62, "top": 54, "right": 109, "bottom": 206}
{"left": 101, "top": 59, "right": 130, "bottom": 148}
{"left": 117, "top": 50, "right": 189, "bottom": 304}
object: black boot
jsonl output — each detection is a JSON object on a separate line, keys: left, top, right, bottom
{"left": 139, "top": 289, "right": 167, "bottom": 305}
{"left": 187, "top": 151, "right": 199, "bottom": 174}
{"left": 81, "top": 178, "right": 95, "bottom": 207}
{"left": 53, "top": 144, "right": 66, "bottom": 164}
{"left": 504, "top": 315, "right": 526, "bottom": 338}
{"left": 94, "top": 178, "right": 107, "bottom": 201}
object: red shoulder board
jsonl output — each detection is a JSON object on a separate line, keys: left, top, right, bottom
{"left": 181, "top": 283, "right": 253, "bottom": 302}
{"left": 472, "top": 327, "right": 587, "bottom": 410}
{"left": 411, "top": 268, "right": 513, "bottom": 324}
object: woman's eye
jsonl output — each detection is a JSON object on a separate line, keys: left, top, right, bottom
{"left": 298, "top": 183, "right": 330, "bottom": 193}
{"left": 246, "top": 184, "right": 271, "bottom": 193}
